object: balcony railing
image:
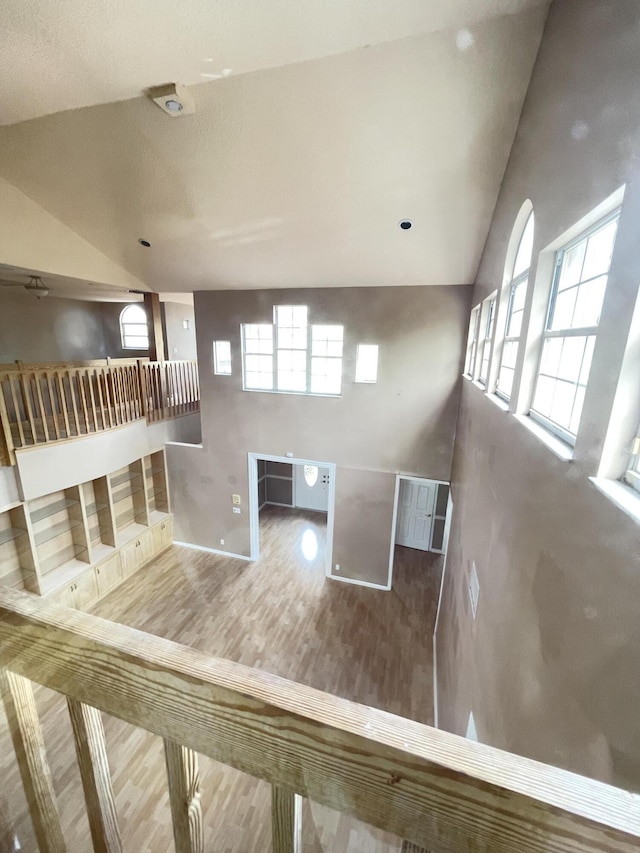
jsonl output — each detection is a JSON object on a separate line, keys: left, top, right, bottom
{"left": 0, "top": 586, "right": 639, "bottom": 852}
{"left": 0, "top": 358, "right": 200, "bottom": 465}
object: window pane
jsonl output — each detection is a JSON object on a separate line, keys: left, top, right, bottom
{"left": 582, "top": 219, "right": 618, "bottom": 280}
{"left": 558, "top": 242, "right": 586, "bottom": 292}
{"left": 123, "top": 335, "right": 148, "bottom": 348}
{"left": 549, "top": 379, "right": 576, "bottom": 429}
{"left": 550, "top": 287, "right": 577, "bottom": 330}
{"left": 513, "top": 212, "right": 534, "bottom": 278}
{"left": 572, "top": 275, "right": 607, "bottom": 328}
{"left": 533, "top": 374, "right": 555, "bottom": 417}
{"left": 497, "top": 365, "right": 514, "bottom": 398}
{"left": 277, "top": 370, "right": 306, "bottom": 392}
{"left": 540, "top": 336, "right": 563, "bottom": 377}
{"left": 355, "top": 344, "right": 379, "bottom": 383}
{"left": 245, "top": 372, "right": 273, "bottom": 390}
{"left": 557, "top": 336, "right": 586, "bottom": 383}
{"left": 213, "top": 340, "right": 232, "bottom": 375}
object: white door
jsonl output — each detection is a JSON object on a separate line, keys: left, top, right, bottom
{"left": 295, "top": 464, "right": 330, "bottom": 512}
{"left": 395, "top": 479, "right": 435, "bottom": 550}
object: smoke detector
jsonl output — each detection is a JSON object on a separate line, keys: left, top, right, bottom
{"left": 147, "top": 83, "right": 195, "bottom": 117}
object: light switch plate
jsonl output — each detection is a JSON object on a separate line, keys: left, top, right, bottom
{"left": 232, "top": 494, "right": 241, "bottom": 505}
{"left": 232, "top": 507, "right": 241, "bottom": 514}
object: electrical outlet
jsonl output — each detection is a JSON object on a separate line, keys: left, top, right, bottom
{"left": 286, "top": 452, "right": 293, "bottom": 457}
{"left": 335, "top": 564, "right": 340, "bottom": 572}
{"left": 469, "top": 561, "right": 479, "bottom": 619}
{"left": 232, "top": 507, "right": 241, "bottom": 514}
{"left": 220, "top": 538, "right": 224, "bottom": 545}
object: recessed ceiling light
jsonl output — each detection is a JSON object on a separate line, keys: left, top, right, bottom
{"left": 164, "top": 99, "right": 183, "bottom": 113}
{"left": 399, "top": 220, "right": 413, "bottom": 230}
{"left": 147, "top": 83, "right": 195, "bottom": 117}
{"left": 138, "top": 239, "right": 151, "bottom": 247}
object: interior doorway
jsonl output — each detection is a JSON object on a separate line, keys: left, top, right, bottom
{"left": 388, "top": 475, "right": 451, "bottom": 586}
{"left": 248, "top": 453, "right": 336, "bottom": 574}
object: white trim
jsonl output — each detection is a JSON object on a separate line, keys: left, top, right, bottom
{"left": 173, "top": 540, "right": 252, "bottom": 561}
{"left": 432, "top": 492, "right": 453, "bottom": 731}
{"left": 248, "top": 452, "right": 336, "bottom": 575}
{"left": 388, "top": 474, "right": 450, "bottom": 588}
{"left": 514, "top": 413, "right": 573, "bottom": 461}
{"left": 328, "top": 573, "right": 391, "bottom": 591}
{"left": 262, "top": 501, "right": 293, "bottom": 508}
{"left": 589, "top": 477, "right": 640, "bottom": 526}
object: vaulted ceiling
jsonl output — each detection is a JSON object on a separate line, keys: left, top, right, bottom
{"left": 0, "top": 0, "right": 550, "bottom": 295}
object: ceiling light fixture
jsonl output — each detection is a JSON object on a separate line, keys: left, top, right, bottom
{"left": 399, "top": 220, "right": 413, "bottom": 230}
{"left": 24, "top": 276, "right": 49, "bottom": 298}
{"left": 147, "top": 83, "right": 195, "bottom": 117}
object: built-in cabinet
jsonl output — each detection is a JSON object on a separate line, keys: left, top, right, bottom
{"left": 0, "top": 448, "right": 173, "bottom": 610}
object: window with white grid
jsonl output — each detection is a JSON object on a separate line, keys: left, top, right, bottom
{"left": 275, "top": 305, "right": 308, "bottom": 392}
{"left": 496, "top": 211, "right": 534, "bottom": 400}
{"left": 120, "top": 304, "right": 149, "bottom": 350}
{"left": 311, "top": 325, "right": 343, "bottom": 394}
{"left": 242, "top": 324, "right": 274, "bottom": 390}
{"left": 530, "top": 212, "right": 620, "bottom": 444}
{"left": 478, "top": 294, "right": 496, "bottom": 386}
{"left": 242, "top": 306, "right": 344, "bottom": 395}
{"left": 463, "top": 305, "right": 481, "bottom": 378}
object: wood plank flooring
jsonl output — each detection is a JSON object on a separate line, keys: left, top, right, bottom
{"left": 0, "top": 505, "right": 443, "bottom": 852}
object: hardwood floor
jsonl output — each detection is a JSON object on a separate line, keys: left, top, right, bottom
{"left": 0, "top": 506, "right": 443, "bottom": 852}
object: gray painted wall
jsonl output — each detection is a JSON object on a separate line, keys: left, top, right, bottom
{"left": 437, "top": 0, "right": 640, "bottom": 791}
{"left": 0, "top": 289, "right": 109, "bottom": 362}
{"left": 164, "top": 301, "right": 197, "bottom": 360}
{"left": 166, "top": 285, "right": 470, "bottom": 583}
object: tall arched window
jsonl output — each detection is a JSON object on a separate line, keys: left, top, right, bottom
{"left": 495, "top": 208, "right": 534, "bottom": 400}
{"left": 119, "top": 304, "right": 149, "bottom": 350}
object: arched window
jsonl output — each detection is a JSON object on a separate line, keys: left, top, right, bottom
{"left": 495, "top": 207, "right": 534, "bottom": 400}
{"left": 119, "top": 304, "right": 149, "bottom": 350}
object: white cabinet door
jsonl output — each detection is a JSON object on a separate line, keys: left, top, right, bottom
{"left": 295, "top": 464, "right": 330, "bottom": 512}
{"left": 395, "top": 479, "right": 435, "bottom": 551}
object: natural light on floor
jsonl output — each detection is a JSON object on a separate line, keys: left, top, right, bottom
{"left": 300, "top": 527, "right": 319, "bottom": 561}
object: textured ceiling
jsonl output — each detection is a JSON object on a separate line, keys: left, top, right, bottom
{"left": 0, "top": 3, "right": 549, "bottom": 293}
{"left": 2, "top": 0, "right": 549, "bottom": 125}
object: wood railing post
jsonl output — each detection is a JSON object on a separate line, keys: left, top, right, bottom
{"left": 163, "top": 739, "right": 203, "bottom": 853}
{"left": 0, "top": 669, "right": 66, "bottom": 853}
{"left": 271, "top": 785, "right": 302, "bottom": 853}
{"left": 67, "top": 697, "right": 122, "bottom": 853}
{"left": 0, "top": 376, "right": 16, "bottom": 465}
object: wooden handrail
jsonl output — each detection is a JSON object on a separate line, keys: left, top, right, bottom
{"left": 0, "top": 359, "right": 199, "bottom": 463}
{"left": 0, "top": 587, "right": 639, "bottom": 852}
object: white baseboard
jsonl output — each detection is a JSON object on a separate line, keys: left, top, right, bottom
{"left": 173, "top": 540, "right": 252, "bottom": 561}
{"left": 328, "top": 573, "right": 391, "bottom": 591}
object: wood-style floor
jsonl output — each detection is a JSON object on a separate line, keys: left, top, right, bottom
{"left": 0, "top": 505, "right": 443, "bottom": 852}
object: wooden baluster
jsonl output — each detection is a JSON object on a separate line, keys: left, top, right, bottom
{"left": 45, "top": 372, "right": 61, "bottom": 439}
{"left": 55, "top": 371, "right": 71, "bottom": 438}
{"left": 86, "top": 368, "right": 99, "bottom": 432}
{"left": 401, "top": 842, "right": 430, "bottom": 853}
{"left": 271, "top": 785, "right": 302, "bottom": 853}
{"left": 153, "top": 364, "right": 161, "bottom": 421}
{"left": 67, "top": 698, "right": 122, "bottom": 853}
{"left": 137, "top": 361, "right": 148, "bottom": 422}
{"left": 0, "top": 375, "right": 17, "bottom": 465}
{"left": 7, "top": 374, "right": 26, "bottom": 448}
{"left": 77, "top": 369, "right": 91, "bottom": 434}
{"left": 34, "top": 371, "right": 51, "bottom": 443}
{"left": 101, "top": 368, "right": 115, "bottom": 428}
{"left": 163, "top": 739, "right": 203, "bottom": 853}
{"left": 111, "top": 368, "right": 122, "bottom": 426}
{"left": 67, "top": 371, "right": 81, "bottom": 436}
{"left": 94, "top": 368, "right": 107, "bottom": 430}
{"left": 0, "top": 670, "right": 66, "bottom": 853}
{"left": 19, "top": 371, "right": 38, "bottom": 445}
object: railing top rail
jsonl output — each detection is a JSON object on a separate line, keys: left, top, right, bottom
{"left": 0, "top": 358, "right": 149, "bottom": 372}
{"left": 0, "top": 587, "right": 638, "bottom": 853}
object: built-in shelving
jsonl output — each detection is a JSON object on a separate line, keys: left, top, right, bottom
{"left": 0, "top": 447, "right": 171, "bottom": 599}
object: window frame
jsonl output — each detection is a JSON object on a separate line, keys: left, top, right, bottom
{"left": 213, "top": 340, "right": 232, "bottom": 375}
{"left": 477, "top": 293, "right": 497, "bottom": 387}
{"left": 529, "top": 210, "right": 620, "bottom": 446}
{"left": 495, "top": 210, "right": 534, "bottom": 402}
{"left": 119, "top": 304, "right": 149, "bottom": 351}
{"left": 624, "top": 434, "right": 640, "bottom": 493}
{"left": 241, "top": 305, "right": 344, "bottom": 397}
{"left": 463, "top": 305, "right": 481, "bottom": 378}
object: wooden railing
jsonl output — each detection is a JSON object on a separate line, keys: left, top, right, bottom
{"left": 0, "top": 586, "right": 639, "bottom": 852}
{"left": 140, "top": 360, "right": 200, "bottom": 424}
{"left": 0, "top": 359, "right": 200, "bottom": 465}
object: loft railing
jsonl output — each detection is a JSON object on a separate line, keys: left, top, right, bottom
{"left": 141, "top": 359, "right": 200, "bottom": 424}
{"left": 0, "top": 587, "right": 639, "bottom": 853}
{"left": 0, "top": 358, "right": 200, "bottom": 465}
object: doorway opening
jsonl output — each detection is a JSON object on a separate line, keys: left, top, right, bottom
{"left": 248, "top": 453, "right": 336, "bottom": 575}
{"left": 388, "top": 475, "right": 451, "bottom": 587}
